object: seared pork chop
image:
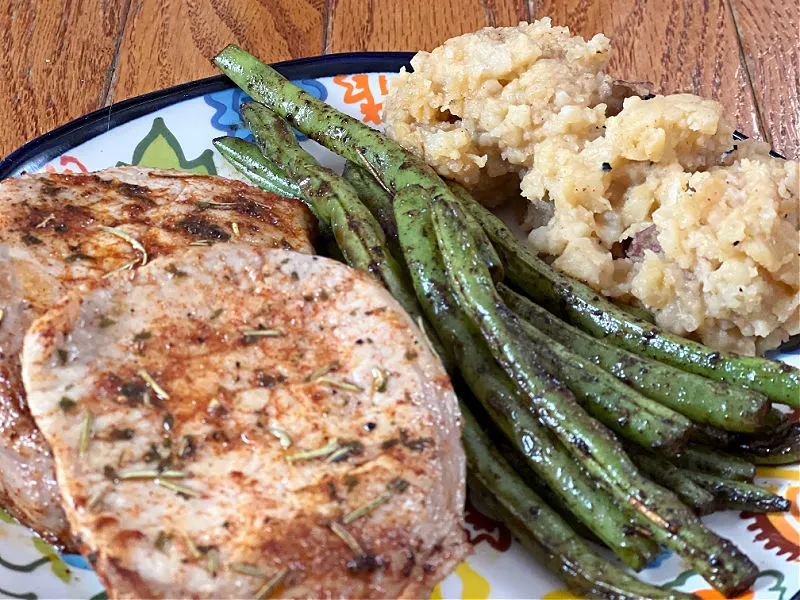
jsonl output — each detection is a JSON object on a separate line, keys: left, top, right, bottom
{"left": 0, "top": 167, "right": 315, "bottom": 548}
{"left": 22, "top": 245, "right": 468, "bottom": 598}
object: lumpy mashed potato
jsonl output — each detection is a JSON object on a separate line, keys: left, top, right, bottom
{"left": 384, "top": 20, "right": 800, "bottom": 355}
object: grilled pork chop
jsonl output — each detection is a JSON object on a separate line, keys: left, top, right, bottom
{"left": 22, "top": 244, "right": 468, "bottom": 598}
{"left": 0, "top": 167, "right": 315, "bottom": 549}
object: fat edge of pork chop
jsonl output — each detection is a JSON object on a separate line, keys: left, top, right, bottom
{"left": 22, "top": 244, "right": 470, "bottom": 598}
{"left": 0, "top": 167, "right": 316, "bottom": 549}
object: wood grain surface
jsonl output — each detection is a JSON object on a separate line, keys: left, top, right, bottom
{"left": 326, "top": 0, "right": 528, "bottom": 52}
{"left": 728, "top": 0, "right": 800, "bottom": 157}
{"left": 1, "top": 0, "right": 798, "bottom": 159}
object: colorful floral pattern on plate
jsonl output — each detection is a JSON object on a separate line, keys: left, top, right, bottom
{"left": 0, "top": 70, "right": 797, "bottom": 600}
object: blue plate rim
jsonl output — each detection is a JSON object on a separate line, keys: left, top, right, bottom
{"left": 0, "top": 51, "right": 416, "bottom": 179}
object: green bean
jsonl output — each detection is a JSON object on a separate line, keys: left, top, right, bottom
{"left": 341, "top": 161, "right": 398, "bottom": 244}
{"left": 215, "top": 45, "right": 441, "bottom": 191}
{"left": 761, "top": 408, "right": 789, "bottom": 432}
{"left": 516, "top": 317, "right": 692, "bottom": 453}
{"left": 690, "top": 425, "right": 737, "bottom": 448}
{"left": 238, "top": 102, "right": 423, "bottom": 324}
{"left": 212, "top": 135, "right": 303, "bottom": 199}
{"left": 683, "top": 472, "right": 791, "bottom": 513}
{"left": 492, "top": 436, "right": 603, "bottom": 544}
{"left": 672, "top": 446, "right": 756, "bottom": 483}
{"left": 394, "top": 185, "right": 659, "bottom": 570}
{"left": 462, "top": 404, "right": 693, "bottom": 600}
{"left": 446, "top": 183, "right": 505, "bottom": 282}
{"left": 627, "top": 449, "right": 716, "bottom": 514}
{"left": 731, "top": 424, "right": 800, "bottom": 465}
{"left": 212, "top": 136, "right": 345, "bottom": 258}
{"left": 342, "top": 166, "right": 503, "bottom": 281}
{"left": 430, "top": 194, "right": 758, "bottom": 597}
{"left": 499, "top": 282, "right": 771, "bottom": 433}
{"left": 457, "top": 191, "right": 800, "bottom": 406}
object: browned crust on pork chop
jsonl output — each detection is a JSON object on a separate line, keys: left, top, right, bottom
{"left": 0, "top": 167, "right": 315, "bottom": 549}
{"left": 22, "top": 244, "right": 468, "bottom": 599}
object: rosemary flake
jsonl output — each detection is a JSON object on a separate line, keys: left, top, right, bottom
{"left": 269, "top": 428, "right": 293, "bottom": 449}
{"left": 98, "top": 314, "right": 116, "bottom": 328}
{"left": 342, "top": 491, "right": 391, "bottom": 524}
{"left": 230, "top": 562, "right": 268, "bottom": 578}
{"left": 154, "top": 530, "right": 172, "bottom": 551}
{"left": 100, "top": 225, "right": 148, "bottom": 266}
{"left": 86, "top": 485, "right": 109, "bottom": 510}
{"left": 326, "top": 441, "right": 364, "bottom": 463}
{"left": 198, "top": 201, "right": 237, "bottom": 210}
{"left": 79, "top": 412, "right": 94, "bottom": 454}
{"left": 209, "top": 308, "right": 224, "bottom": 321}
{"left": 138, "top": 369, "right": 170, "bottom": 400}
{"left": 207, "top": 548, "right": 220, "bottom": 578}
{"left": 166, "top": 263, "right": 188, "bottom": 278}
{"left": 108, "top": 427, "right": 135, "bottom": 441}
{"left": 102, "top": 259, "right": 138, "bottom": 280}
{"left": 178, "top": 435, "right": 196, "bottom": 459}
{"left": 305, "top": 361, "right": 340, "bottom": 382}
{"left": 118, "top": 469, "right": 186, "bottom": 480}
{"left": 328, "top": 521, "right": 364, "bottom": 555}
{"left": 286, "top": 439, "right": 339, "bottom": 463}
{"left": 399, "top": 428, "right": 433, "bottom": 452}
{"left": 317, "top": 377, "right": 363, "bottom": 393}
{"left": 59, "top": 397, "right": 77, "bottom": 412}
{"left": 387, "top": 477, "right": 410, "bottom": 493}
{"left": 65, "top": 253, "right": 95, "bottom": 263}
{"left": 56, "top": 348, "right": 68, "bottom": 365}
{"left": 36, "top": 213, "right": 56, "bottom": 228}
{"left": 158, "top": 479, "right": 198, "bottom": 498}
{"left": 371, "top": 367, "right": 389, "bottom": 393}
{"left": 254, "top": 567, "right": 289, "bottom": 600}
{"left": 133, "top": 331, "right": 152, "bottom": 342}
{"left": 22, "top": 233, "right": 43, "bottom": 245}
{"left": 243, "top": 329, "right": 282, "bottom": 337}
{"left": 103, "top": 465, "right": 119, "bottom": 482}
{"left": 189, "top": 240, "right": 213, "bottom": 247}
{"left": 181, "top": 530, "right": 202, "bottom": 559}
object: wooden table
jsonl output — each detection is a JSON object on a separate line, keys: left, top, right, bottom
{"left": 1, "top": 0, "right": 797, "bottom": 159}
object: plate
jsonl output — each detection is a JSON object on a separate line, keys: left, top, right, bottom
{"left": 0, "top": 53, "right": 798, "bottom": 600}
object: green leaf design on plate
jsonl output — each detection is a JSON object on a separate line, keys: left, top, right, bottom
{"left": 0, "top": 507, "right": 17, "bottom": 523}
{"left": 117, "top": 117, "right": 217, "bottom": 175}
{"left": 0, "top": 586, "right": 37, "bottom": 600}
{"left": 90, "top": 591, "right": 109, "bottom": 600}
{"left": 31, "top": 537, "right": 71, "bottom": 583}
{"left": 760, "top": 569, "right": 786, "bottom": 600}
{"left": 0, "top": 553, "right": 49, "bottom": 573}
{"left": 662, "top": 569, "right": 697, "bottom": 589}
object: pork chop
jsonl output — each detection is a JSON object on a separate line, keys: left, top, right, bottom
{"left": 0, "top": 167, "right": 315, "bottom": 549}
{"left": 21, "top": 244, "right": 468, "bottom": 598}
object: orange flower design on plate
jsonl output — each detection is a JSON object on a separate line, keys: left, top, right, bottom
{"left": 743, "top": 481, "right": 799, "bottom": 562}
{"left": 44, "top": 154, "right": 88, "bottom": 174}
{"left": 333, "top": 74, "right": 390, "bottom": 125}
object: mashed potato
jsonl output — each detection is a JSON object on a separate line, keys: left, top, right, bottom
{"left": 384, "top": 20, "right": 800, "bottom": 355}
{"left": 384, "top": 19, "right": 613, "bottom": 204}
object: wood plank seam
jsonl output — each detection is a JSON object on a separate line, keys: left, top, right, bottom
{"left": 101, "top": 0, "right": 136, "bottom": 107}
{"left": 323, "top": 0, "right": 335, "bottom": 54}
{"left": 725, "top": 0, "right": 771, "bottom": 146}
